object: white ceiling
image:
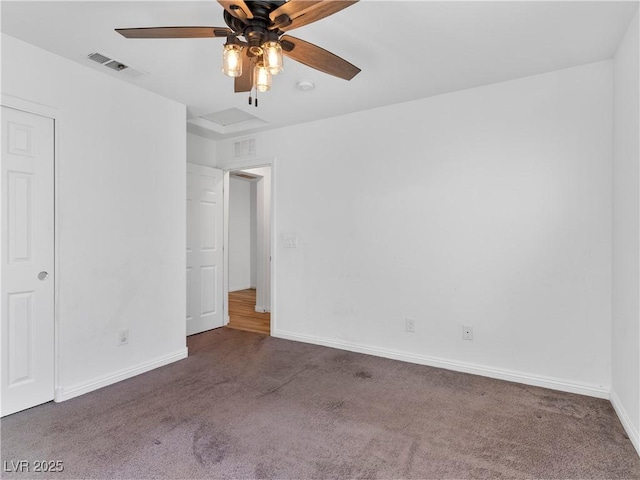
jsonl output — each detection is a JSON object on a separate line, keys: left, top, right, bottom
{"left": 2, "top": 1, "right": 638, "bottom": 139}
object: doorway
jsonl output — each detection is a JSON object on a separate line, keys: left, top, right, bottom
{"left": 227, "top": 166, "right": 271, "bottom": 334}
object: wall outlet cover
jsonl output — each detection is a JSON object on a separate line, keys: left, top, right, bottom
{"left": 463, "top": 325, "right": 473, "bottom": 341}
{"left": 406, "top": 318, "right": 416, "bottom": 333}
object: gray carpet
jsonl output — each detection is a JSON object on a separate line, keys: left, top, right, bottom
{"left": 1, "top": 327, "right": 639, "bottom": 479}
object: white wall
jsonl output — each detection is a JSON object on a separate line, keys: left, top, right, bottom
{"left": 250, "top": 182, "right": 257, "bottom": 288}
{"left": 1, "top": 34, "right": 187, "bottom": 400}
{"left": 218, "top": 61, "right": 613, "bottom": 396}
{"left": 187, "top": 132, "right": 217, "bottom": 167}
{"left": 612, "top": 9, "right": 640, "bottom": 454}
{"left": 228, "top": 177, "right": 252, "bottom": 291}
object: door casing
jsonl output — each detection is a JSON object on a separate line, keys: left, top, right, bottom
{"left": 219, "top": 156, "right": 276, "bottom": 334}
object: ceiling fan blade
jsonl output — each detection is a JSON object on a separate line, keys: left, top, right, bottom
{"left": 270, "top": 0, "right": 358, "bottom": 32}
{"left": 269, "top": 1, "right": 322, "bottom": 21}
{"left": 115, "top": 26, "right": 231, "bottom": 39}
{"left": 234, "top": 52, "right": 254, "bottom": 93}
{"left": 280, "top": 35, "right": 360, "bottom": 81}
{"left": 218, "top": 0, "right": 253, "bottom": 21}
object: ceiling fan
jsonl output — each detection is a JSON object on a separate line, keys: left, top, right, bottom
{"left": 115, "top": 0, "right": 361, "bottom": 105}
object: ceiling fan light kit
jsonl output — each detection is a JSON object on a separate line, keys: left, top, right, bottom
{"left": 222, "top": 39, "right": 244, "bottom": 77}
{"left": 253, "top": 62, "right": 272, "bottom": 92}
{"left": 263, "top": 39, "right": 284, "bottom": 74}
{"left": 116, "top": 0, "right": 361, "bottom": 107}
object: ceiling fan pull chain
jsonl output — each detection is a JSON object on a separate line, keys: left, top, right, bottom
{"left": 248, "top": 94, "right": 252, "bottom": 105}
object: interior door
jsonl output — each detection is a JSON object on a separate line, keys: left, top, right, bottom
{"left": 186, "top": 164, "right": 224, "bottom": 335}
{"left": 1, "top": 106, "right": 55, "bottom": 416}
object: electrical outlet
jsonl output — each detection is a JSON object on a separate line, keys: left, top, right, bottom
{"left": 406, "top": 318, "right": 416, "bottom": 333}
{"left": 118, "top": 329, "right": 129, "bottom": 346}
{"left": 463, "top": 325, "right": 473, "bottom": 341}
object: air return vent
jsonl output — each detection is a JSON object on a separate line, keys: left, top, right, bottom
{"left": 86, "top": 52, "right": 147, "bottom": 78}
{"left": 88, "top": 52, "right": 111, "bottom": 64}
{"left": 233, "top": 138, "right": 257, "bottom": 159}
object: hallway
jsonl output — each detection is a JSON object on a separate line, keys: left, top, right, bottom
{"left": 226, "top": 289, "right": 270, "bottom": 335}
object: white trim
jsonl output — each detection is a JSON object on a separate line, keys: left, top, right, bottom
{"left": 611, "top": 390, "right": 640, "bottom": 456}
{"left": 221, "top": 156, "right": 276, "bottom": 333}
{"left": 1, "top": 94, "right": 58, "bottom": 119}
{"left": 269, "top": 159, "right": 277, "bottom": 334}
{"left": 53, "top": 348, "right": 188, "bottom": 402}
{"left": 229, "top": 285, "right": 253, "bottom": 292}
{"left": 222, "top": 171, "right": 230, "bottom": 326}
{"left": 217, "top": 155, "right": 273, "bottom": 171}
{"left": 273, "top": 330, "right": 611, "bottom": 399}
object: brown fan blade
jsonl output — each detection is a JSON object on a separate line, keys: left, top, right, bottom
{"left": 115, "top": 26, "right": 231, "bottom": 39}
{"left": 280, "top": 35, "right": 360, "bottom": 80}
{"left": 270, "top": 0, "right": 358, "bottom": 32}
{"left": 234, "top": 52, "right": 254, "bottom": 93}
{"left": 218, "top": 0, "right": 253, "bottom": 21}
{"left": 269, "top": 0, "right": 322, "bottom": 21}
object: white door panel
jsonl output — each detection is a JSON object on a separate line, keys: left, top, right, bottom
{"left": 1, "top": 106, "right": 55, "bottom": 416}
{"left": 186, "top": 164, "right": 223, "bottom": 335}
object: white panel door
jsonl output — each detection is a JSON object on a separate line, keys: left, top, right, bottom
{"left": 186, "top": 164, "right": 224, "bottom": 335}
{"left": 1, "top": 106, "right": 54, "bottom": 416}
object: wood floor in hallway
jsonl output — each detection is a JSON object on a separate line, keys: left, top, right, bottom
{"left": 226, "top": 288, "right": 270, "bottom": 335}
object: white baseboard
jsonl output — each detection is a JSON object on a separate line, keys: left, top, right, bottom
{"left": 611, "top": 390, "right": 640, "bottom": 456}
{"left": 273, "top": 330, "right": 610, "bottom": 399}
{"left": 255, "top": 305, "right": 271, "bottom": 313}
{"left": 54, "top": 348, "right": 188, "bottom": 402}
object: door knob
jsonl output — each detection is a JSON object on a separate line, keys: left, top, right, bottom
{"left": 38, "top": 271, "right": 49, "bottom": 280}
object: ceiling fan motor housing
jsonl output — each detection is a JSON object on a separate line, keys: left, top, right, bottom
{"left": 225, "top": 0, "right": 285, "bottom": 53}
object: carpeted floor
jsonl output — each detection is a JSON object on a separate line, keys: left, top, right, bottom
{"left": 1, "top": 327, "right": 639, "bottom": 479}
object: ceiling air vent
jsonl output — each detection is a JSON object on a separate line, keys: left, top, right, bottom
{"left": 88, "top": 52, "right": 111, "bottom": 64}
{"left": 86, "top": 52, "right": 147, "bottom": 79}
{"left": 233, "top": 138, "right": 257, "bottom": 159}
{"left": 104, "top": 60, "right": 128, "bottom": 72}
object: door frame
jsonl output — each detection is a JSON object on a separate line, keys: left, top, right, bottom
{"left": 219, "top": 156, "right": 276, "bottom": 334}
{"left": 1, "top": 94, "right": 60, "bottom": 402}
